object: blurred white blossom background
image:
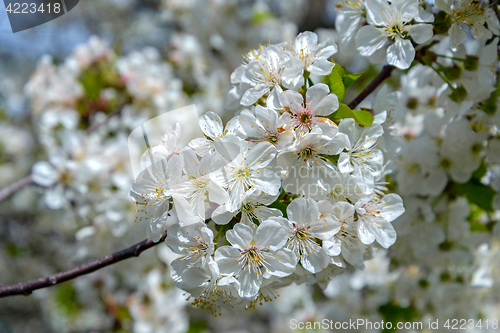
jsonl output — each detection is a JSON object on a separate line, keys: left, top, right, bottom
{"left": 0, "top": 0, "right": 500, "bottom": 332}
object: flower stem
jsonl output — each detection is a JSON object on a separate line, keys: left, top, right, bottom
{"left": 347, "top": 65, "right": 394, "bottom": 109}
{"left": 430, "top": 65, "right": 457, "bottom": 91}
{"left": 436, "top": 54, "right": 466, "bottom": 62}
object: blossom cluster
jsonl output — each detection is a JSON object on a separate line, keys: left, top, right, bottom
{"left": 129, "top": 31, "right": 405, "bottom": 315}
{"left": 1, "top": 0, "right": 500, "bottom": 331}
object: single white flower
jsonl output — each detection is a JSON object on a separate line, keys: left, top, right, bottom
{"left": 323, "top": 201, "right": 368, "bottom": 270}
{"left": 166, "top": 221, "right": 215, "bottom": 286}
{"left": 215, "top": 221, "right": 298, "bottom": 298}
{"left": 435, "top": 0, "right": 500, "bottom": 50}
{"left": 168, "top": 147, "right": 228, "bottom": 220}
{"left": 130, "top": 155, "right": 182, "bottom": 241}
{"left": 238, "top": 106, "right": 295, "bottom": 153}
{"left": 356, "top": 0, "right": 434, "bottom": 69}
{"left": 212, "top": 189, "right": 282, "bottom": 227}
{"left": 172, "top": 258, "right": 240, "bottom": 317}
{"left": 278, "top": 83, "right": 340, "bottom": 136}
{"left": 278, "top": 125, "right": 347, "bottom": 196}
{"left": 212, "top": 137, "right": 281, "bottom": 212}
{"left": 282, "top": 31, "right": 338, "bottom": 83}
{"left": 273, "top": 198, "right": 341, "bottom": 273}
{"left": 355, "top": 193, "right": 405, "bottom": 248}
{"left": 188, "top": 111, "right": 241, "bottom": 156}
{"left": 240, "top": 44, "right": 297, "bottom": 109}
{"left": 338, "top": 118, "right": 384, "bottom": 180}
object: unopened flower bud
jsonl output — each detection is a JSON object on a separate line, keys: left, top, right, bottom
{"left": 464, "top": 55, "right": 479, "bottom": 71}
{"left": 443, "top": 65, "right": 462, "bottom": 81}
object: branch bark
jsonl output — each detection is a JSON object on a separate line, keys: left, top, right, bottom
{"left": 0, "top": 230, "right": 168, "bottom": 298}
{"left": 347, "top": 65, "right": 394, "bottom": 110}
{"left": 0, "top": 175, "right": 34, "bottom": 203}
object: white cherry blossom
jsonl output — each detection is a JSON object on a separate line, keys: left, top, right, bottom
{"left": 212, "top": 137, "right": 281, "bottom": 212}
{"left": 166, "top": 221, "right": 215, "bottom": 286}
{"left": 273, "top": 198, "right": 341, "bottom": 273}
{"left": 238, "top": 105, "right": 295, "bottom": 152}
{"left": 355, "top": 193, "right": 405, "bottom": 248}
{"left": 282, "top": 31, "right": 338, "bottom": 83}
{"left": 214, "top": 221, "right": 297, "bottom": 298}
{"left": 278, "top": 83, "right": 340, "bottom": 136}
{"left": 355, "top": 0, "right": 434, "bottom": 69}
{"left": 278, "top": 125, "right": 347, "bottom": 196}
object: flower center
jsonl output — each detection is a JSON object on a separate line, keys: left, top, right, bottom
{"left": 298, "top": 145, "right": 317, "bottom": 161}
{"left": 328, "top": 186, "right": 346, "bottom": 203}
{"left": 294, "top": 109, "right": 314, "bottom": 130}
{"left": 385, "top": 23, "right": 408, "bottom": 39}
{"left": 267, "top": 133, "right": 279, "bottom": 145}
{"left": 454, "top": 0, "right": 485, "bottom": 26}
{"left": 233, "top": 166, "right": 251, "bottom": 181}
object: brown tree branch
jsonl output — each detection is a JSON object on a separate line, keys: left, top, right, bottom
{"left": 0, "top": 231, "right": 168, "bottom": 298}
{"left": 347, "top": 65, "right": 394, "bottom": 110}
{"left": 0, "top": 175, "right": 34, "bottom": 203}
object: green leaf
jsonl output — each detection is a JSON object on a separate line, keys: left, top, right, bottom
{"left": 250, "top": 10, "right": 275, "bottom": 24}
{"left": 332, "top": 103, "right": 374, "bottom": 126}
{"left": 268, "top": 188, "right": 288, "bottom": 217}
{"left": 471, "top": 161, "right": 487, "bottom": 180}
{"left": 333, "top": 63, "right": 345, "bottom": 80}
{"left": 324, "top": 65, "right": 345, "bottom": 102}
{"left": 55, "top": 284, "right": 82, "bottom": 317}
{"left": 332, "top": 103, "right": 353, "bottom": 118}
{"left": 453, "top": 179, "right": 496, "bottom": 212}
{"left": 352, "top": 110, "right": 374, "bottom": 126}
{"left": 379, "top": 301, "right": 420, "bottom": 332}
{"left": 343, "top": 72, "right": 363, "bottom": 89}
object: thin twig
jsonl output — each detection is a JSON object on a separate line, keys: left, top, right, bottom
{"left": 0, "top": 175, "right": 33, "bottom": 203}
{"left": 0, "top": 230, "right": 168, "bottom": 298}
{"left": 347, "top": 65, "right": 394, "bottom": 109}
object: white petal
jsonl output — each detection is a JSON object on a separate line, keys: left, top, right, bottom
{"left": 356, "top": 25, "right": 388, "bottom": 56}
{"left": 366, "top": 220, "right": 397, "bottom": 248}
{"left": 279, "top": 89, "right": 304, "bottom": 114}
{"left": 386, "top": 38, "right": 415, "bottom": 70}
{"left": 241, "top": 86, "right": 269, "bottom": 106}
{"left": 300, "top": 245, "right": 330, "bottom": 273}
{"left": 263, "top": 248, "right": 297, "bottom": 277}
{"left": 215, "top": 246, "right": 242, "bottom": 273}
{"left": 381, "top": 194, "right": 405, "bottom": 222}
{"left": 357, "top": 219, "right": 376, "bottom": 245}
{"left": 391, "top": 0, "right": 418, "bottom": 21}
{"left": 238, "top": 265, "right": 262, "bottom": 297}
{"left": 208, "top": 181, "right": 229, "bottom": 205}
{"left": 409, "top": 24, "right": 434, "bottom": 44}
{"left": 199, "top": 111, "right": 223, "bottom": 139}
{"left": 305, "top": 83, "right": 329, "bottom": 111}
{"left": 308, "top": 57, "right": 335, "bottom": 76}
{"left": 365, "top": 0, "right": 393, "bottom": 26}
{"left": 254, "top": 219, "right": 288, "bottom": 251}
{"left": 266, "top": 86, "right": 284, "bottom": 109}
{"left": 32, "top": 161, "right": 59, "bottom": 187}
{"left": 449, "top": 23, "right": 467, "bottom": 50}
{"left": 211, "top": 204, "right": 234, "bottom": 225}
{"left": 337, "top": 152, "right": 354, "bottom": 174}
{"left": 226, "top": 222, "right": 254, "bottom": 249}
